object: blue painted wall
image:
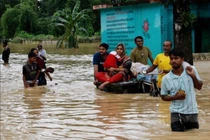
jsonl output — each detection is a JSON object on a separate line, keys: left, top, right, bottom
{"left": 100, "top": 3, "right": 172, "bottom": 64}
{"left": 100, "top": 2, "right": 210, "bottom": 57}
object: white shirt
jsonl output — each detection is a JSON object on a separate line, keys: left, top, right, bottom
{"left": 38, "top": 49, "right": 46, "bottom": 58}
{"left": 161, "top": 66, "right": 201, "bottom": 114}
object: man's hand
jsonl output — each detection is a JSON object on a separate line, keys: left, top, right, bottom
{"left": 174, "top": 91, "right": 186, "bottom": 100}
{"left": 161, "top": 90, "right": 186, "bottom": 101}
{"left": 24, "top": 83, "right": 29, "bottom": 88}
{"left": 186, "top": 66, "right": 203, "bottom": 90}
{"left": 186, "top": 66, "right": 195, "bottom": 77}
{"left": 49, "top": 76, "right": 52, "bottom": 81}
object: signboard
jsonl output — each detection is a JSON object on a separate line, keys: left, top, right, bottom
{"left": 101, "top": 6, "right": 136, "bottom": 54}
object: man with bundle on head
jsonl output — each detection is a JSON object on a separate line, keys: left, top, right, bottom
{"left": 160, "top": 48, "right": 203, "bottom": 132}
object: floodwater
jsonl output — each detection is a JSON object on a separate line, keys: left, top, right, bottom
{"left": 0, "top": 52, "right": 210, "bottom": 139}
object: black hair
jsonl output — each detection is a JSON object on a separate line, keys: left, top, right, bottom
{"left": 28, "top": 52, "right": 37, "bottom": 58}
{"left": 99, "top": 43, "right": 109, "bottom": 50}
{"left": 37, "top": 44, "right": 42, "bottom": 47}
{"left": 169, "top": 48, "right": 184, "bottom": 58}
{"left": 123, "top": 59, "right": 132, "bottom": 70}
{"left": 30, "top": 48, "right": 37, "bottom": 53}
{"left": 134, "top": 36, "right": 143, "bottom": 42}
{"left": 3, "top": 40, "right": 8, "bottom": 45}
{"left": 116, "top": 43, "right": 126, "bottom": 56}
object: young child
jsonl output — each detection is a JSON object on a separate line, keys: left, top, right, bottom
{"left": 22, "top": 52, "right": 40, "bottom": 88}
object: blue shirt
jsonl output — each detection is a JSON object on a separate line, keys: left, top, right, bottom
{"left": 161, "top": 66, "right": 202, "bottom": 114}
{"left": 93, "top": 52, "right": 108, "bottom": 72}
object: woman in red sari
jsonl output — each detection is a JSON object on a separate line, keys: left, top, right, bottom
{"left": 96, "top": 43, "right": 134, "bottom": 90}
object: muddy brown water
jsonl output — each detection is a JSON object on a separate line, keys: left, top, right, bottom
{"left": 0, "top": 51, "right": 210, "bottom": 139}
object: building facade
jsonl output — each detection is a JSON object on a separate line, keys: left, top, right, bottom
{"left": 94, "top": 1, "right": 210, "bottom": 61}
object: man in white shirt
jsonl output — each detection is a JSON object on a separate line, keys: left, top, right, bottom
{"left": 161, "top": 48, "right": 203, "bottom": 131}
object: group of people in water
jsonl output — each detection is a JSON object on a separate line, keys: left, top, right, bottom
{"left": 93, "top": 36, "right": 203, "bottom": 132}
{"left": 1, "top": 41, "right": 53, "bottom": 88}
{"left": 22, "top": 44, "right": 53, "bottom": 88}
{"left": 2, "top": 36, "right": 204, "bottom": 132}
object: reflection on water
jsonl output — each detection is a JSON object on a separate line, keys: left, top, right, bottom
{"left": 23, "top": 87, "right": 46, "bottom": 116}
{"left": 1, "top": 53, "right": 210, "bottom": 139}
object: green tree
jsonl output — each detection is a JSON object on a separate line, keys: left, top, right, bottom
{"left": 35, "top": 17, "right": 52, "bottom": 35}
{"left": 89, "top": 0, "right": 112, "bottom": 34}
{"left": 0, "top": 22, "right": 3, "bottom": 39}
{"left": 1, "top": 0, "right": 39, "bottom": 38}
{"left": 52, "top": 1, "right": 91, "bottom": 48}
{"left": 1, "top": 8, "right": 20, "bottom": 38}
{"left": 0, "top": 0, "right": 19, "bottom": 17}
{"left": 38, "top": 0, "right": 68, "bottom": 16}
{"left": 17, "top": 2, "right": 38, "bottom": 33}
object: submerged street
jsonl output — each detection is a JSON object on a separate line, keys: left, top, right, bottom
{"left": 0, "top": 53, "right": 210, "bottom": 139}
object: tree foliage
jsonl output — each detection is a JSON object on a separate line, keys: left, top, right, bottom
{"left": 0, "top": 0, "right": 19, "bottom": 17}
{"left": 17, "top": 2, "right": 38, "bottom": 33}
{"left": 1, "top": 8, "right": 20, "bottom": 38}
{"left": 0, "top": 0, "right": 105, "bottom": 39}
{"left": 161, "top": 0, "right": 197, "bottom": 30}
{"left": 52, "top": 1, "right": 91, "bottom": 48}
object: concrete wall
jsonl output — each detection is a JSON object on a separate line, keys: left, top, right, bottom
{"left": 193, "top": 53, "right": 210, "bottom": 60}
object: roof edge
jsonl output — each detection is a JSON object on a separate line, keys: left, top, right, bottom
{"left": 93, "top": 0, "right": 161, "bottom": 10}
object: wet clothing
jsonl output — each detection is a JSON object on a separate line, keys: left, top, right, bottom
{"left": 2, "top": 46, "right": 10, "bottom": 63}
{"left": 161, "top": 66, "right": 201, "bottom": 114}
{"left": 130, "top": 46, "right": 152, "bottom": 65}
{"left": 171, "top": 113, "right": 199, "bottom": 131}
{"left": 93, "top": 52, "right": 109, "bottom": 72}
{"left": 153, "top": 53, "right": 172, "bottom": 88}
{"left": 161, "top": 66, "right": 201, "bottom": 131}
{"left": 36, "top": 56, "right": 47, "bottom": 86}
{"left": 23, "top": 62, "right": 39, "bottom": 81}
{"left": 38, "top": 72, "right": 47, "bottom": 85}
{"left": 36, "top": 56, "right": 45, "bottom": 69}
